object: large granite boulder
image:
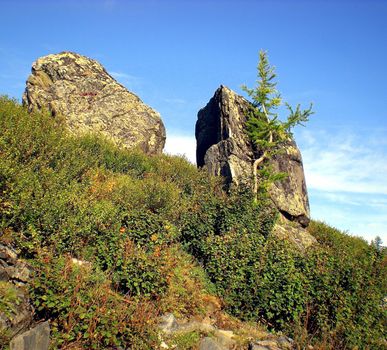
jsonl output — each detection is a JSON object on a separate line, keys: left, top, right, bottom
{"left": 22, "top": 52, "right": 166, "bottom": 154}
{"left": 196, "top": 86, "right": 315, "bottom": 248}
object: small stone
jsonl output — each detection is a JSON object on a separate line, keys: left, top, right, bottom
{"left": 214, "top": 330, "right": 236, "bottom": 347}
{"left": 160, "top": 341, "right": 169, "bottom": 349}
{"left": 249, "top": 345, "right": 270, "bottom": 350}
{"left": 71, "top": 258, "right": 91, "bottom": 268}
{"left": 215, "top": 330, "right": 234, "bottom": 338}
{"left": 276, "top": 335, "right": 293, "bottom": 349}
{"left": 0, "top": 265, "right": 9, "bottom": 281}
{"left": 10, "top": 308, "right": 31, "bottom": 329}
{"left": 0, "top": 315, "right": 7, "bottom": 330}
{"left": 249, "top": 340, "right": 281, "bottom": 350}
{"left": 177, "top": 320, "right": 215, "bottom": 334}
{"left": 8, "top": 263, "right": 30, "bottom": 282}
{"left": 256, "top": 340, "right": 280, "bottom": 347}
{"left": 199, "top": 337, "right": 226, "bottom": 350}
{"left": 0, "top": 244, "right": 18, "bottom": 263}
{"left": 158, "top": 313, "right": 179, "bottom": 334}
{"left": 10, "top": 321, "right": 50, "bottom": 350}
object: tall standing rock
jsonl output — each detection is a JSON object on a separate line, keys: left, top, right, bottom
{"left": 23, "top": 52, "right": 166, "bottom": 154}
{"left": 196, "top": 86, "right": 315, "bottom": 248}
{"left": 196, "top": 86, "right": 254, "bottom": 185}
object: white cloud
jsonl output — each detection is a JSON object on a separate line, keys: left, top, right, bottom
{"left": 299, "top": 130, "right": 387, "bottom": 195}
{"left": 164, "top": 133, "right": 196, "bottom": 164}
{"left": 163, "top": 98, "right": 186, "bottom": 104}
{"left": 297, "top": 129, "right": 387, "bottom": 241}
{"left": 110, "top": 71, "right": 141, "bottom": 82}
{"left": 310, "top": 201, "right": 387, "bottom": 242}
{"left": 109, "top": 71, "right": 143, "bottom": 91}
{"left": 109, "top": 72, "right": 134, "bottom": 79}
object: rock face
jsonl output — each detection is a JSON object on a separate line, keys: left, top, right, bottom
{"left": 196, "top": 86, "right": 315, "bottom": 248}
{"left": 0, "top": 244, "right": 33, "bottom": 341}
{"left": 196, "top": 86, "right": 254, "bottom": 185}
{"left": 23, "top": 52, "right": 166, "bottom": 154}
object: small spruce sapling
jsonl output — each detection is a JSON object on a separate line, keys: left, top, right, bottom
{"left": 242, "top": 50, "right": 313, "bottom": 195}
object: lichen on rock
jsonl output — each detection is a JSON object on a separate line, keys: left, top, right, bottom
{"left": 22, "top": 51, "right": 166, "bottom": 154}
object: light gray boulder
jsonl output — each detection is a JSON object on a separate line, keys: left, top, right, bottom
{"left": 10, "top": 321, "right": 50, "bottom": 350}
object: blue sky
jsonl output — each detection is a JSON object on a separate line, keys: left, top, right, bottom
{"left": 1, "top": 0, "right": 386, "bottom": 242}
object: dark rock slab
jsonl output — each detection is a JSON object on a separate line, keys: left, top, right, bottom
{"left": 196, "top": 86, "right": 315, "bottom": 248}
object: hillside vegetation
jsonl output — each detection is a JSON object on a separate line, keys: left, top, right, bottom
{"left": 0, "top": 97, "right": 386, "bottom": 349}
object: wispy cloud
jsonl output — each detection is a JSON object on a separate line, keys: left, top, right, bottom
{"left": 299, "top": 130, "right": 387, "bottom": 195}
{"left": 164, "top": 133, "right": 196, "bottom": 164}
{"left": 109, "top": 71, "right": 143, "bottom": 91}
{"left": 310, "top": 193, "right": 387, "bottom": 242}
{"left": 163, "top": 98, "right": 186, "bottom": 105}
{"left": 109, "top": 72, "right": 135, "bottom": 79}
{"left": 297, "top": 129, "right": 387, "bottom": 241}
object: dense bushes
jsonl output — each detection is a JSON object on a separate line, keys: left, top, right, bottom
{"left": 29, "top": 254, "right": 159, "bottom": 349}
{"left": 0, "top": 97, "right": 217, "bottom": 348}
{"left": 0, "top": 97, "right": 208, "bottom": 254}
{"left": 304, "top": 222, "right": 387, "bottom": 348}
{"left": 0, "top": 97, "right": 386, "bottom": 349}
{"left": 185, "top": 216, "right": 386, "bottom": 349}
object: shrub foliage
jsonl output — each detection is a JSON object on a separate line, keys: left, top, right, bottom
{"left": 0, "top": 97, "right": 386, "bottom": 349}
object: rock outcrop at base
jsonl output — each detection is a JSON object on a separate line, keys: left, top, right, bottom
{"left": 10, "top": 321, "right": 50, "bottom": 350}
{"left": 0, "top": 244, "right": 33, "bottom": 341}
{"left": 23, "top": 52, "right": 166, "bottom": 154}
{"left": 196, "top": 86, "right": 315, "bottom": 248}
{"left": 158, "top": 312, "right": 294, "bottom": 350}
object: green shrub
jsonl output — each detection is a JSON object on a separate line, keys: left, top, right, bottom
{"left": 303, "top": 221, "right": 387, "bottom": 349}
{"left": 112, "top": 242, "right": 168, "bottom": 298}
{"left": 1, "top": 97, "right": 385, "bottom": 349}
{"left": 170, "top": 330, "right": 200, "bottom": 349}
{"left": 180, "top": 186, "right": 276, "bottom": 256}
{"left": 0, "top": 281, "right": 20, "bottom": 317}
{"left": 29, "top": 254, "right": 158, "bottom": 349}
{"left": 185, "top": 213, "right": 386, "bottom": 349}
{"left": 195, "top": 232, "right": 307, "bottom": 329}
{"left": 0, "top": 97, "right": 221, "bottom": 348}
